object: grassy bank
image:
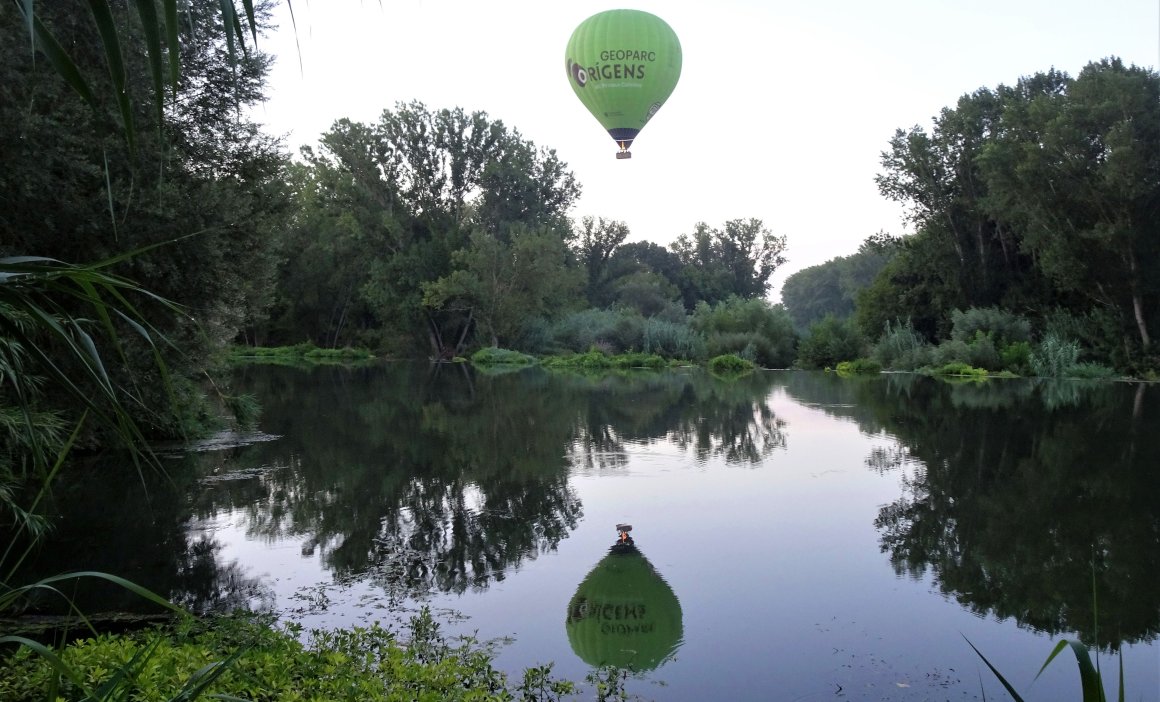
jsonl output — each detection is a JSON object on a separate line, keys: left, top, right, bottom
{"left": 1, "top": 609, "right": 579, "bottom": 701}
{"left": 230, "top": 343, "right": 375, "bottom": 366}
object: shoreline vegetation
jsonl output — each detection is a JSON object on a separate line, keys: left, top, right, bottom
{"left": 0, "top": 608, "right": 584, "bottom": 702}
{"left": 229, "top": 340, "right": 1151, "bottom": 383}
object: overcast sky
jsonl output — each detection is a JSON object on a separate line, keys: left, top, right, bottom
{"left": 254, "top": 0, "right": 1159, "bottom": 301}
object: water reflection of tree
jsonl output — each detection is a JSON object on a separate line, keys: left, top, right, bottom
{"left": 16, "top": 364, "right": 794, "bottom": 609}
{"left": 215, "top": 364, "right": 585, "bottom": 595}
{"left": 786, "top": 375, "right": 1160, "bottom": 647}
{"left": 561, "top": 369, "right": 786, "bottom": 468}
{"left": 216, "top": 365, "right": 788, "bottom": 594}
{"left": 5, "top": 461, "right": 273, "bottom": 616}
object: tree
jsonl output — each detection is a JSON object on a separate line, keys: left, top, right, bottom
{"left": 572, "top": 216, "right": 630, "bottom": 306}
{"left": 1, "top": 1, "right": 289, "bottom": 434}
{"left": 670, "top": 218, "right": 787, "bottom": 307}
{"left": 265, "top": 102, "right": 581, "bottom": 356}
{"left": 780, "top": 239, "right": 894, "bottom": 331}
{"left": 423, "top": 226, "right": 582, "bottom": 349}
{"left": 979, "top": 58, "right": 1160, "bottom": 352}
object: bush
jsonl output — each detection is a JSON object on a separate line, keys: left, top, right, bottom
{"left": 950, "top": 307, "right": 1031, "bottom": 346}
{"left": 1030, "top": 333, "right": 1080, "bottom": 377}
{"left": 964, "top": 331, "right": 1001, "bottom": 371}
{"left": 932, "top": 362, "right": 988, "bottom": 378}
{"left": 470, "top": 347, "right": 536, "bottom": 366}
{"left": 641, "top": 317, "right": 703, "bottom": 359}
{"left": 611, "top": 352, "right": 667, "bottom": 370}
{"left": 1067, "top": 362, "right": 1117, "bottom": 379}
{"left": 707, "top": 354, "right": 755, "bottom": 375}
{"left": 0, "top": 609, "right": 567, "bottom": 701}
{"left": 548, "top": 308, "right": 645, "bottom": 354}
{"left": 541, "top": 350, "right": 612, "bottom": 370}
{"left": 872, "top": 319, "right": 931, "bottom": 370}
{"left": 1000, "top": 340, "right": 1032, "bottom": 375}
{"left": 932, "top": 339, "right": 971, "bottom": 367}
{"left": 690, "top": 297, "right": 796, "bottom": 367}
{"left": 836, "top": 358, "right": 882, "bottom": 375}
{"left": 796, "top": 315, "right": 864, "bottom": 369}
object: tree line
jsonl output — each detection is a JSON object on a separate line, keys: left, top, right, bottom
{"left": 4, "top": 0, "right": 1159, "bottom": 461}
{"left": 783, "top": 58, "right": 1159, "bottom": 375}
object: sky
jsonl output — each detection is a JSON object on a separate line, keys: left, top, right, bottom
{"left": 254, "top": 0, "right": 1159, "bottom": 301}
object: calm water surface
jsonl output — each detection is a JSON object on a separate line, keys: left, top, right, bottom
{"left": 26, "top": 364, "right": 1160, "bottom": 700}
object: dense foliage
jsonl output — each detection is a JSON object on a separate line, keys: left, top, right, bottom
{"left": 0, "top": 609, "right": 577, "bottom": 701}
{"left": 1, "top": 1, "right": 289, "bottom": 439}
{"left": 862, "top": 58, "right": 1159, "bottom": 373}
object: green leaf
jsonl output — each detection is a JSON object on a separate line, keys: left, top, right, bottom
{"left": 964, "top": 635, "right": 1025, "bottom": 702}
{"left": 25, "top": 13, "right": 101, "bottom": 110}
{"left": 164, "top": 0, "right": 180, "bottom": 92}
{"left": 86, "top": 0, "right": 137, "bottom": 156}
{"left": 132, "top": 0, "right": 167, "bottom": 139}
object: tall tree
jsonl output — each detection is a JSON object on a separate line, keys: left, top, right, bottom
{"left": 265, "top": 102, "right": 580, "bottom": 355}
{"left": 423, "top": 225, "right": 582, "bottom": 349}
{"left": 1, "top": 0, "right": 289, "bottom": 433}
{"left": 980, "top": 58, "right": 1160, "bottom": 351}
{"left": 670, "top": 218, "right": 787, "bottom": 308}
{"left": 572, "top": 216, "right": 630, "bottom": 305}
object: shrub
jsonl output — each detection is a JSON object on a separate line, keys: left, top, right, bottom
{"left": 548, "top": 308, "right": 644, "bottom": 354}
{"left": 470, "top": 347, "right": 536, "bottom": 366}
{"left": 964, "top": 331, "right": 1001, "bottom": 371}
{"left": 1030, "top": 333, "right": 1080, "bottom": 377}
{"left": 611, "top": 352, "right": 667, "bottom": 370}
{"left": 796, "top": 315, "right": 864, "bottom": 369}
{"left": 707, "top": 354, "right": 755, "bottom": 374}
{"left": 0, "top": 609, "right": 567, "bottom": 701}
{"left": 541, "top": 350, "right": 612, "bottom": 370}
{"left": 690, "top": 297, "right": 796, "bottom": 367}
{"left": 641, "top": 317, "right": 703, "bottom": 359}
{"left": 932, "top": 362, "right": 988, "bottom": 378}
{"left": 836, "top": 358, "right": 882, "bottom": 375}
{"left": 932, "top": 339, "right": 971, "bottom": 367}
{"left": 1000, "top": 340, "right": 1032, "bottom": 375}
{"left": 1067, "top": 362, "right": 1117, "bottom": 379}
{"left": 872, "top": 319, "right": 930, "bottom": 370}
{"left": 950, "top": 307, "right": 1031, "bottom": 346}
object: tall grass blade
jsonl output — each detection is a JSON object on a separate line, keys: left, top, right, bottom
{"left": 86, "top": 0, "right": 137, "bottom": 157}
{"left": 163, "top": 0, "right": 180, "bottom": 93}
{"left": 102, "top": 148, "right": 118, "bottom": 239}
{"left": 34, "top": 571, "right": 185, "bottom": 614}
{"left": 24, "top": 13, "right": 101, "bottom": 109}
{"left": 1033, "top": 640, "right": 1104, "bottom": 702}
{"left": 963, "top": 635, "right": 1025, "bottom": 702}
{"left": 171, "top": 648, "right": 246, "bottom": 701}
{"left": 131, "top": 0, "right": 166, "bottom": 138}
{"left": 1, "top": 413, "right": 85, "bottom": 575}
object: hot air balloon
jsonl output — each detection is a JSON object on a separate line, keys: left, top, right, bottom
{"left": 565, "top": 527, "right": 683, "bottom": 671}
{"left": 565, "top": 10, "right": 682, "bottom": 159}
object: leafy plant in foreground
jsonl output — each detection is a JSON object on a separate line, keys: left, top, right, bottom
{"left": 965, "top": 636, "right": 1124, "bottom": 702}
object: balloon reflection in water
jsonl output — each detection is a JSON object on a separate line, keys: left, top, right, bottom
{"left": 565, "top": 525, "right": 683, "bottom": 671}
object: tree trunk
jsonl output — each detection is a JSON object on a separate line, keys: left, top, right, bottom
{"left": 1127, "top": 243, "right": 1151, "bottom": 348}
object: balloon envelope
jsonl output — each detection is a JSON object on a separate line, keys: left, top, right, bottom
{"left": 565, "top": 10, "right": 682, "bottom": 155}
{"left": 565, "top": 544, "right": 683, "bottom": 671}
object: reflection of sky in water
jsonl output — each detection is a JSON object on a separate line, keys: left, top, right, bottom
{"left": 201, "top": 381, "right": 1159, "bottom": 701}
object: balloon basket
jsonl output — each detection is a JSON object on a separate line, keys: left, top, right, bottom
{"left": 616, "top": 151, "right": 632, "bottom": 160}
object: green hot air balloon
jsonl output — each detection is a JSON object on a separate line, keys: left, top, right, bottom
{"left": 565, "top": 543, "right": 683, "bottom": 671}
{"left": 565, "top": 10, "right": 682, "bottom": 159}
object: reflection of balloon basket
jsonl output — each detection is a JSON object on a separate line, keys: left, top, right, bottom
{"left": 615, "top": 523, "right": 634, "bottom": 547}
